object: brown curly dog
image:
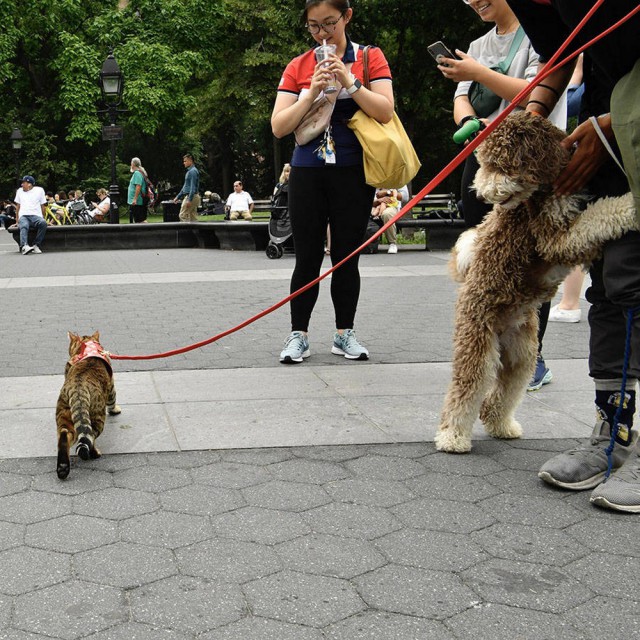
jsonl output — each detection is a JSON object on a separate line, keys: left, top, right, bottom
{"left": 436, "top": 112, "right": 637, "bottom": 453}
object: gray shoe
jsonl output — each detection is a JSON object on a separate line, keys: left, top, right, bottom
{"left": 538, "top": 421, "right": 638, "bottom": 491}
{"left": 590, "top": 448, "right": 640, "bottom": 512}
{"left": 279, "top": 331, "right": 310, "bottom": 364}
{"left": 331, "top": 329, "right": 369, "bottom": 360}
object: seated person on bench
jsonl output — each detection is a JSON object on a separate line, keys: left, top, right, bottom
{"left": 89, "top": 188, "right": 111, "bottom": 221}
{"left": 370, "top": 185, "right": 409, "bottom": 255}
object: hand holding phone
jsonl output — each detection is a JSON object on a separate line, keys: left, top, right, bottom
{"left": 427, "top": 41, "right": 460, "bottom": 67}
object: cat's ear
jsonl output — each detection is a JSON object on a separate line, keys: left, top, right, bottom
{"left": 68, "top": 331, "right": 78, "bottom": 342}
{"left": 91, "top": 330, "right": 100, "bottom": 342}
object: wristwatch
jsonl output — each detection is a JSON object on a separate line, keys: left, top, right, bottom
{"left": 346, "top": 77, "right": 362, "bottom": 95}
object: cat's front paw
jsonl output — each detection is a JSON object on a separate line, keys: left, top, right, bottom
{"left": 108, "top": 404, "right": 122, "bottom": 415}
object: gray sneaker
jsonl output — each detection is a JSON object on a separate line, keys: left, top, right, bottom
{"left": 331, "top": 329, "right": 369, "bottom": 360}
{"left": 279, "top": 331, "right": 310, "bottom": 364}
{"left": 590, "top": 448, "right": 640, "bottom": 512}
{"left": 538, "top": 420, "right": 638, "bottom": 490}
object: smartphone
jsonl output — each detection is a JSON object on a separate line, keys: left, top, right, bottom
{"left": 427, "top": 41, "right": 459, "bottom": 66}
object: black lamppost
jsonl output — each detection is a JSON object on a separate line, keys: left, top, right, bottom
{"left": 10, "top": 127, "right": 23, "bottom": 183}
{"left": 98, "top": 51, "right": 124, "bottom": 224}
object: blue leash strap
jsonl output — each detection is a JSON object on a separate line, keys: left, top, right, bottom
{"left": 604, "top": 305, "right": 640, "bottom": 479}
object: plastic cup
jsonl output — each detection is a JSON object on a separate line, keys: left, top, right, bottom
{"left": 315, "top": 43, "right": 337, "bottom": 93}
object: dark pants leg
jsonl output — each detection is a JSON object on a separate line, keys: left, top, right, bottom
{"left": 461, "top": 153, "right": 492, "bottom": 228}
{"left": 288, "top": 165, "right": 374, "bottom": 332}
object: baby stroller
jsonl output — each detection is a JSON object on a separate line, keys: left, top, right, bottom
{"left": 266, "top": 182, "right": 293, "bottom": 259}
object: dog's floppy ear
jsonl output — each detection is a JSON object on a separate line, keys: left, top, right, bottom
{"left": 478, "top": 112, "right": 570, "bottom": 184}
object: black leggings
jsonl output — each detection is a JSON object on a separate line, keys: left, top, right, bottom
{"left": 288, "top": 165, "right": 374, "bottom": 332}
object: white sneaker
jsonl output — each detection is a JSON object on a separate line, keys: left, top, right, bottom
{"left": 21, "top": 245, "right": 34, "bottom": 255}
{"left": 387, "top": 243, "right": 398, "bottom": 254}
{"left": 549, "top": 303, "right": 581, "bottom": 323}
{"left": 32, "top": 246, "right": 42, "bottom": 254}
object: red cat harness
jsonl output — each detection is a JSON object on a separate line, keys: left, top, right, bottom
{"left": 68, "top": 340, "right": 113, "bottom": 376}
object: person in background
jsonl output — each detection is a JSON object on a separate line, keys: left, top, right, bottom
{"left": 14, "top": 175, "right": 47, "bottom": 254}
{"left": 271, "top": 0, "right": 394, "bottom": 364}
{"left": 0, "top": 200, "right": 17, "bottom": 229}
{"left": 370, "top": 185, "right": 409, "bottom": 254}
{"left": 226, "top": 180, "right": 254, "bottom": 221}
{"left": 173, "top": 153, "right": 200, "bottom": 222}
{"left": 89, "top": 188, "right": 111, "bottom": 222}
{"left": 128, "top": 157, "right": 148, "bottom": 223}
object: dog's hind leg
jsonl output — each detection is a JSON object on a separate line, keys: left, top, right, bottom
{"left": 481, "top": 318, "right": 538, "bottom": 440}
{"left": 436, "top": 324, "right": 500, "bottom": 453}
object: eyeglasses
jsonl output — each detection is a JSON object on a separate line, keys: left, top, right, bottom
{"left": 305, "top": 14, "right": 344, "bottom": 35}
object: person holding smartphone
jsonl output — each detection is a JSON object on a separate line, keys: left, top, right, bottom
{"left": 438, "top": 0, "right": 568, "bottom": 393}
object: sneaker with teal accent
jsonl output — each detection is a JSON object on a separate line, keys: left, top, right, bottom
{"left": 527, "top": 354, "right": 552, "bottom": 391}
{"left": 331, "top": 329, "right": 369, "bottom": 360}
{"left": 538, "top": 420, "right": 638, "bottom": 490}
{"left": 590, "top": 447, "right": 640, "bottom": 512}
{"left": 279, "top": 331, "right": 310, "bottom": 364}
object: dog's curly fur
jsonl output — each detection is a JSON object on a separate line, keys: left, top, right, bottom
{"left": 435, "top": 112, "right": 637, "bottom": 453}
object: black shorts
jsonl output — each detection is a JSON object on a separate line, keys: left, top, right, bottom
{"left": 130, "top": 203, "right": 147, "bottom": 223}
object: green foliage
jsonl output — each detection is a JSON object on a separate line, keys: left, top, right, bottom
{"left": 0, "top": 0, "right": 487, "bottom": 202}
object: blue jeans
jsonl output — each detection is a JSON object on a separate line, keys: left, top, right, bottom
{"left": 18, "top": 215, "right": 47, "bottom": 248}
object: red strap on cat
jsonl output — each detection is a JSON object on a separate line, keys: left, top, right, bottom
{"left": 69, "top": 340, "right": 113, "bottom": 375}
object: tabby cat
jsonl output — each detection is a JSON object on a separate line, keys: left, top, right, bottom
{"left": 56, "top": 331, "right": 121, "bottom": 479}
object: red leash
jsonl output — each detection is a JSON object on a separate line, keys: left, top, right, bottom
{"left": 111, "top": 0, "right": 638, "bottom": 361}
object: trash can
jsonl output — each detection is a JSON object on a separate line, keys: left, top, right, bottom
{"left": 162, "top": 201, "right": 180, "bottom": 222}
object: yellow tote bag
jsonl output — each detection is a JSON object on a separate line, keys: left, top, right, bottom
{"left": 347, "top": 45, "right": 421, "bottom": 188}
{"left": 348, "top": 109, "right": 421, "bottom": 188}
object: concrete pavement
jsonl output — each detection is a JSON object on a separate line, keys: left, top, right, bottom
{"left": 1, "top": 228, "right": 637, "bottom": 640}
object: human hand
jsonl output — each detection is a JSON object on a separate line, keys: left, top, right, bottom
{"left": 438, "top": 50, "right": 481, "bottom": 82}
{"left": 310, "top": 60, "right": 334, "bottom": 96}
{"left": 554, "top": 118, "right": 610, "bottom": 195}
{"left": 325, "top": 53, "right": 350, "bottom": 88}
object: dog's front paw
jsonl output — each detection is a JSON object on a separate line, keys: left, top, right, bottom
{"left": 434, "top": 427, "right": 472, "bottom": 453}
{"left": 485, "top": 420, "right": 523, "bottom": 440}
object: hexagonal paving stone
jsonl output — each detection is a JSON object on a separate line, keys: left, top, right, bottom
{"left": 72, "top": 487, "right": 158, "bottom": 520}
{"left": 324, "top": 478, "right": 415, "bottom": 508}
{"left": 288, "top": 445, "right": 367, "bottom": 462}
{"left": 220, "top": 449, "right": 295, "bottom": 465}
{"left": 302, "top": 503, "right": 400, "bottom": 540}
{"left": 74, "top": 542, "right": 176, "bottom": 589}
{"left": 375, "top": 528, "right": 488, "bottom": 572}
{"left": 131, "top": 575, "right": 244, "bottom": 635}
{"left": 566, "top": 517, "right": 640, "bottom": 558}
{"left": 91, "top": 453, "right": 148, "bottom": 473}
{"left": 0, "top": 458, "right": 51, "bottom": 476}
{"left": 0, "top": 472, "right": 30, "bottom": 497}
{"left": 113, "top": 466, "right": 192, "bottom": 492}
{"left": 31, "top": 469, "right": 113, "bottom": 496}
{"left": 490, "top": 448, "right": 555, "bottom": 472}
{"left": 354, "top": 564, "right": 477, "bottom": 619}
{"left": 484, "top": 469, "right": 563, "bottom": 498}
{"left": 0, "top": 593, "right": 11, "bottom": 628}
{"left": 190, "top": 461, "right": 272, "bottom": 489}
{"left": 565, "top": 553, "right": 640, "bottom": 600}
{"left": 424, "top": 453, "right": 506, "bottom": 476}
{"left": 147, "top": 450, "right": 221, "bottom": 468}
{"left": 244, "top": 570, "right": 366, "bottom": 628}
{"left": 210, "top": 506, "right": 310, "bottom": 544}
{"left": 120, "top": 511, "right": 210, "bottom": 549}
{"left": 565, "top": 596, "right": 640, "bottom": 639}
{"left": 343, "top": 455, "right": 426, "bottom": 481}
{"left": 460, "top": 558, "right": 593, "bottom": 613}
{"left": 478, "top": 494, "right": 587, "bottom": 529}
{"left": 275, "top": 533, "right": 386, "bottom": 579}
{"left": 405, "top": 472, "right": 501, "bottom": 502}
{"left": 160, "top": 484, "right": 245, "bottom": 516}
{"left": 0, "top": 491, "right": 71, "bottom": 524}
{"left": 444, "top": 602, "right": 584, "bottom": 639}
{"left": 0, "top": 628, "right": 51, "bottom": 639}
{"left": 0, "top": 546, "right": 70, "bottom": 596}
{"left": 470, "top": 523, "right": 589, "bottom": 567}
{"left": 267, "top": 459, "right": 351, "bottom": 484}
{"left": 242, "top": 480, "right": 331, "bottom": 512}
{"left": 13, "top": 580, "right": 127, "bottom": 639}
{"left": 25, "top": 515, "right": 118, "bottom": 553}
{"left": 88, "top": 621, "right": 189, "bottom": 639}
{"left": 0, "top": 521, "right": 25, "bottom": 552}
{"left": 200, "top": 616, "right": 325, "bottom": 639}
{"left": 390, "top": 498, "right": 495, "bottom": 534}
{"left": 324, "top": 610, "right": 455, "bottom": 640}
{"left": 176, "top": 538, "right": 281, "bottom": 583}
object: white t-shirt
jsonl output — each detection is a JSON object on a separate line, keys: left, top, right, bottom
{"left": 14, "top": 186, "right": 46, "bottom": 218}
{"left": 454, "top": 27, "right": 567, "bottom": 129}
{"left": 226, "top": 191, "right": 253, "bottom": 212}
